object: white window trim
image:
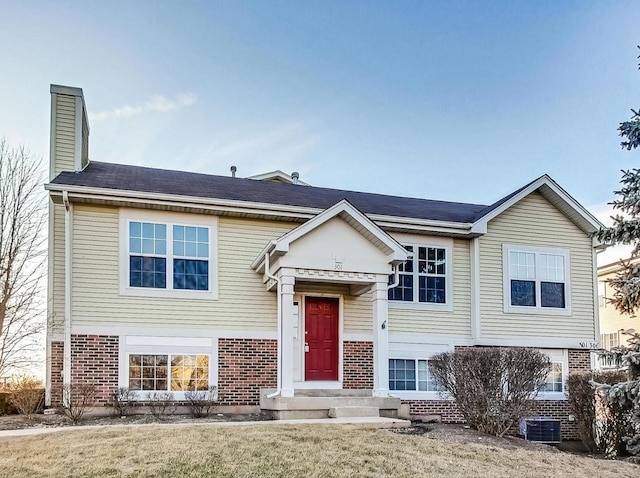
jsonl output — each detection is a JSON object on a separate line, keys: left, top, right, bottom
{"left": 119, "top": 208, "right": 219, "bottom": 299}
{"left": 121, "top": 335, "right": 216, "bottom": 402}
{"left": 502, "top": 244, "right": 571, "bottom": 316}
{"left": 387, "top": 342, "right": 454, "bottom": 400}
{"left": 535, "top": 348, "right": 568, "bottom": 401}
{"left": 388, "top": 236, "right": 453, "bottom": 312}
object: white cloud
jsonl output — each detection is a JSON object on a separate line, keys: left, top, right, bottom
{"left": 90, "top": 92, "right": 197, "bottom": 122}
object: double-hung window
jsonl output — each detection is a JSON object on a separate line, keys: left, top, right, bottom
{"left": 503, "top": 245, "right": 570, "bottom": 315}
{"left": 540, "top": 363, "right": 563, "bottom": 393}
{"left": 120, "top": 210, "right": 218, "bottom": 299}
{"left": 388, "top": 242, "right": 451, "bottom": 308}
{"left": 600, "top": 332, "right": 620, "bottom": 350}
{"left": 388, "top": 358, "right": 444, "bottom": 392}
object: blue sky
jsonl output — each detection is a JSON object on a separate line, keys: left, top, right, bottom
{"left": 1, "top": 1, "right": 638, "bottom": 216}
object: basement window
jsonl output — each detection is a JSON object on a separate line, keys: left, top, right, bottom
{"left": 388, "top": 359, "right": 444, "bottom": 392}
{"left": 128, "top": 354, "right": 210, "bottom": 392}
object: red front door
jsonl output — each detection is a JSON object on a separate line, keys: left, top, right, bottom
{"left": 305, "top": 297, "right": 339, "bottom": 381}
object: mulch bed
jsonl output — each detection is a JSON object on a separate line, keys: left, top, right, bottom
{"left": 0, "top": 412, "right": 270, "bottom": 430}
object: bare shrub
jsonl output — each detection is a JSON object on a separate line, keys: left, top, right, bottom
{"left": 0, "top": 392, "right": 16, "bottom": 415}
{"left": 429, "top": 347, "right": 550, "bottom": 437}
{"left": 185, "top": 387, "right": 219, "bottom": 418}
{"left": 108, "top": 387, "right": 138, "bottom": 418}
{"left": 146, "top": 392, "right": 175, "bottom": 419}
{"left": 56, "top": 383, "right": 97, "bottom": 424}
{"left": 567, "top": 371, "right": 633, "bottom": 456}
{"left": 7, "top": 376, "right": 44, "bottom": 419}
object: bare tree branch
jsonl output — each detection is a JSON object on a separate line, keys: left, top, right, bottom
{"left": 0, "top": 139, "right": 46, "bottom": 376}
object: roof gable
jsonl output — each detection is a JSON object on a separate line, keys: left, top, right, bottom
{"left": 251, "top": 199, "right": 411, "bottom": 271}
{"left": 247, "top": 170, "right": 310, "bottom": 185}
{"left": 471, "top": 175, "right": 604, "bottom": 236}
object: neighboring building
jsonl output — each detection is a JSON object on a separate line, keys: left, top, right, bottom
{"left": 45, "top": 85, "right": 603, "bottom": 438}
{"left": 598, "top": 258, "right": 640, "bottom": 353}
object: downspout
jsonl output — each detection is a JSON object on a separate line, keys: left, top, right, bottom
{"left": 263, "top": 252, "right": 282, "bottom": 399}
{"left": 62, "top": 191, "right": 72, "bottom": 404}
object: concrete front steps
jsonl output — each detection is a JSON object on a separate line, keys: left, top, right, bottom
{"left": 260, "top": 389, "right": 402, "bottom": 420}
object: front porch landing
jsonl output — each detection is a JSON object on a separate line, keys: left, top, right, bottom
{"left": 260, "top": 388, "right": 402, "bottom": 420}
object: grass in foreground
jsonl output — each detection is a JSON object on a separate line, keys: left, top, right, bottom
{"left": 0, "top": 424, "right": 636, "bottom": 478}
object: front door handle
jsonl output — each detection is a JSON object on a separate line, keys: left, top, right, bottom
{"left": 304, "top": 343, "right": 310, "bottom": 353}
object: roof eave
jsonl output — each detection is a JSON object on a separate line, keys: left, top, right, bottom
{"left": 45, "top": 183, "right": 478, "bottom": 236}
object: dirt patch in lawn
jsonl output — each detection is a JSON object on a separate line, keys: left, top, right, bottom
{"left": 390, "top": 422, "right": 561, "bottom": 453}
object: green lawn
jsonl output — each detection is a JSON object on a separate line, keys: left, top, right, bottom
{"left": 0, "top": 424, "right": 636, "bottom": 477}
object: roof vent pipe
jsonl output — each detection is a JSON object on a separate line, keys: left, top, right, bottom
{"left": 230, "top": 165, "right": 237, "bottom": 178}
{"left": 291, "top": 171, "right": 299, "bottom": 185}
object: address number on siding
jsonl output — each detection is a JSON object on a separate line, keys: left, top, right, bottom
{"left": 578, "top": 342, "right": 599, "bottom": 349}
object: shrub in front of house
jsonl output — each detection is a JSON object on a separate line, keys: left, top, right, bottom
{"left": 567, "top": 370, "right": 633, "bottom": 456}
{"left": 185, "top": 386, "right": 219, "bottom": 418}
{"left": 108, "top": 387, "right": 138, "bottom": 418}
{"left": 0, "top": 392, "right": 17, "bottom": 415}
{"left": 56, "top": 383, "right": 98, "bottom": 424}
{"left": 146, "top": 392, "right": 176, "bottom": 419}
{"left": 6, "top": 376, "right": 44, "bottom": 420}
{"left": 429, "top": 347, "right": 550, "bottom": 437}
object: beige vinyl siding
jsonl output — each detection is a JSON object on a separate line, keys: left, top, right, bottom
{"left": 599, "top": 269, "right": 639, "bottom": 337}
{"left": 388, "top": 239, "right": 472, "bottom": 337}
{"left": 479, "top": 191, "right": 595, "bottom": 338}
{"left": 294, "top": 283, "right": 373, "bottom": 335}
{"left": 81, "top": 113, "right": 89, "bottom": 168}
{"left": 53, "top": 94, "right": 76, "bottom": 175}
{"left": 71, "top": 205, "right": 294, "bottom": 330}
{"left": 50, "top": 203, "right": 66, "bottom": 331}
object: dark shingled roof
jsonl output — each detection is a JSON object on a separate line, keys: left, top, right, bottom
{"left": 471, "top": 176, "right": 542, "bottom": 221}
{"left": 50, "top": 162, "right": 490, "bottom": 223}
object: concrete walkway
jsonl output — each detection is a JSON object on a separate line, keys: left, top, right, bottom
{"left": 0, "top": 416, "right": 411, "bottom": 439}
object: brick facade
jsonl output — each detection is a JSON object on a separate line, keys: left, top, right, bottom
{"left": 568, "top": 349, "right": 591, "bottom": 373}
{"left": 403, "top": 399, "right": 465, "bottom": 423}
{"left": 343, "top": 341, "right": 374, "bottom": 389}
{"left": 71, "top": 335, "right": 119, "bottom": 405}
{"left": 218, "top": 338, "right": 277, "bottom": 405}
{"left": 48, "top": 335, "right": 119, "bottom": 406}
{"left": 50, "top": 341, "right": 64, "bottom": 405}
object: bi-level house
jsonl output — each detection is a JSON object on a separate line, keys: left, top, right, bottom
{"left": 45, "top": 85, "right": 603, "bottom": 437}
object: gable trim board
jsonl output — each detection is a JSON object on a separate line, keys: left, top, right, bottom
{"left": 471, "top": 174, "right": 603, "bottom": 238}
{"left": 251, "top": 199, "right": 412, "bottom": 274}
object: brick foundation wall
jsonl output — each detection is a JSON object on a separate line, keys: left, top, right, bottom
{"left": 50, "top": 341, "right": 64, "bottom": 405}
{"left": 568, "top": 349, "right": 591, "bottom": 373}
{"left": 71, "top": 335, "right": 119, "bottom": 405}
{"left": 343, "top": 341, "right": 374, "bottom": 389}
{"left": 48, "top": 335, "right": 119, "bottom": 406}
{"left": 218, "top": 338, "right": 277, "bottom": 406}
{"left": 403, "top": 399, "right": 465, "bottom": 423}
